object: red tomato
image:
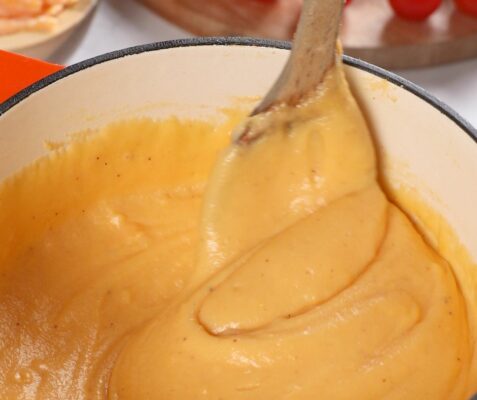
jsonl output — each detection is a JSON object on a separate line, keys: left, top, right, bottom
{"left": 345, "top": 0, "right": 352, "bottom": 5}
{"left": 389, "top": 0, "right": 442, "bottom": 20}
{"left": 455, "top": 0, "right": 477, "bottom": 17}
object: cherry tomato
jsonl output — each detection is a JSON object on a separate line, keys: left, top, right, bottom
{"left": 389, "top": 0, "right": 442, "bottom": 20}
{"left": 345, "top": 0, "right": 352, "bottom": 5}
{"left": 455, "top": 0, "right": 477, "bottom": 17}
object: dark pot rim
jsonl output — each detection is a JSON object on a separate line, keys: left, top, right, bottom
{"left": 0, "top": 36, "right": 476, "bottom": 144}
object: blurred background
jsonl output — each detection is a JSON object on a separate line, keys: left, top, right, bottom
{"left": 1, "top": 0, "right": 476, "bottom": 127}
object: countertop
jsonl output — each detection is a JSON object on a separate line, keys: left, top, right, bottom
{"left": 52, "top": 0, "right": 477, "bottom": 129}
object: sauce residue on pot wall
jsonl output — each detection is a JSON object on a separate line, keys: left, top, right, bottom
{"left": 0, "top": 59, "right": 476, "bottom": 399}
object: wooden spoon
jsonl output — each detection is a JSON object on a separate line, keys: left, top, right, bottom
{"left": 233, "top": 0, "right": 344, "bottom": 147}
{"left": 252, "top": 0, "right": 344, "bottom": 115}
{"left": 194, "top": 0, "right": 346, "bottom": 286}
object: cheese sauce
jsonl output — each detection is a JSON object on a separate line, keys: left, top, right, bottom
{"left": 0, "top": 60, "right": 475, "bottom": 399}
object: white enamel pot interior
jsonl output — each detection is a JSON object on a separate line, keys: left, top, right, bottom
{"left": 0, "top": 37, "right": 476, "bottom": 263}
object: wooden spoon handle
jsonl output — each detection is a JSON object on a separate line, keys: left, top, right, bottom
{"left": 254, "top": 0, "right": 344, "bottom": 114}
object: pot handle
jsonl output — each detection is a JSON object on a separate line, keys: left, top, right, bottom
{"left": 0, "top": 50, "right": 64, "bottom": 103}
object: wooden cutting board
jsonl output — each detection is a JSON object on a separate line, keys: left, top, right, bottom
{"left": 341, "top": 0, "right": 477, "bottom": 69}
{"left": 143, "top": 0, "right": 477, "bottom": 70}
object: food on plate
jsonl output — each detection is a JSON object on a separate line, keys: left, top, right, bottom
{"left": 455, "top": 0, "right": 477, "bottom": 18}
{"left": 0, "top": 0, "right": 78, "bottom": 35}
{"left": 389, "top": 0, "right": 442, "bottom": 20}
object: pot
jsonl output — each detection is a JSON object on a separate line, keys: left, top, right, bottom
{"left": 0, "top": 37, "right": 476, "bottom": 397}
{"left": 1, "top": 37, "right": 476, "bottom": 256}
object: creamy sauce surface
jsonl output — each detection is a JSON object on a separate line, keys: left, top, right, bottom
{"left": 0, "top": 61, "right": 476, "bottom": 399}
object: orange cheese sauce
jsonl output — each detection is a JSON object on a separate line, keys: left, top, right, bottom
{"left": 0, "top": 60, "right": 476, "bottom": 399}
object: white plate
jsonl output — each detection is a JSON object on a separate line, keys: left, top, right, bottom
{"left": 0, "top": 0, "right": 98, "bottom": 60}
